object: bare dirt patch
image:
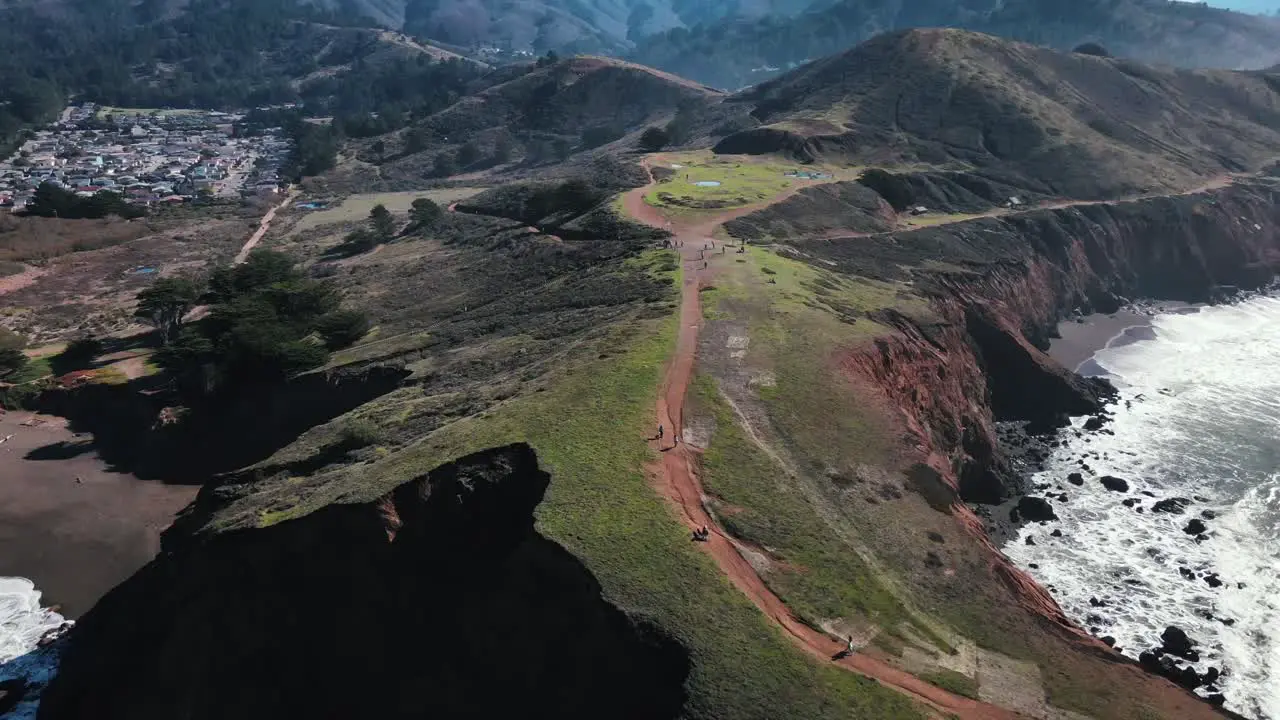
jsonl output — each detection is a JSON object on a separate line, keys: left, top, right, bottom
{"left": 0, "top": 210, "right": 252, "bottom": 344}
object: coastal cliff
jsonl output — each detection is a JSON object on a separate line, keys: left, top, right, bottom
{"left": 38, "top": 444, "right": 690, "bottom": 720}
{"left": 814, "top": 178, "right": 1280, "bottom": 506}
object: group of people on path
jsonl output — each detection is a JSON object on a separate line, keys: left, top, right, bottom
{"left": 657, "top": 424, "right": 679, "bottom": 449}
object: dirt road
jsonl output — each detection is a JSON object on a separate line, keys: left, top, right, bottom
{"left": 234, "top": 190, "right": 297, "bottom": 264}
{"left": 620, "top": 173, "right": 1024, "bottom": 719}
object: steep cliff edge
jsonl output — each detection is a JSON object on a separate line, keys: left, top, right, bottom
{"left": 682, "top": 172, "right": 1280, "bottom": 719}
{"left": 38, "top": 444, "right": 690, "bottom": 720}
{"left": 816, "top": 179, "right": 1280, "bottom": 504}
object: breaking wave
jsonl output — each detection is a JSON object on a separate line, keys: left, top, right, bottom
{"left": 0, "top": 577, "right": 68, "bottom": 719}
{"left": 1005, "top": 296, "right": 1280, "bottom": 720}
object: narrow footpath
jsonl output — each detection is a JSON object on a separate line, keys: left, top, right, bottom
{"left": 234, "top": 190, "right": 297, "bottom": 264}
{"left": 621, "top": 174, "right": 1024, "bottom": 720}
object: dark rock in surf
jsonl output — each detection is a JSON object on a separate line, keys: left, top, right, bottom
{"left": 1083, "top": 415, "right": 1107, "bottom": 431}
{"left": 1204, "top": 573, "right": 1224, "bottom": 588}
{"left": 1183, "top": 518, "right": 1207, "bottom": 535}
{"left": 1016, "top": 496, "right": 1058, "bottom": 522}
{"left": 1160, "top": 626, "right": 1196, "bottom": 659}
{"left": 1123, "top": 498, "right": 1140, "bottom": 508}
{"left": 1100, "top": 476, "right": 1129, "bottom": 492}
{"left": 1067, "top": 472, "right": 1084, "bottom": 486}
{"left": 1152, "top": 497, "right": 1192, "bottom": 514}
{"left": 1206, "top": 693, "right": 1226, "bottom": 707}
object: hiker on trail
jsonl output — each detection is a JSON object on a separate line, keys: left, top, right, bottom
{"left": 658, "top": 424, "right": 664, "bottom": 439}
{"left": 846, "top": 636, "right": 855, "bottom": 653}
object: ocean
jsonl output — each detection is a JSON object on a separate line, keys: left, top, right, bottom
{"left": 1006, "top": 296, "right": 1280, "bottom": 720}
{"left": 0, "top": 577, "right": 66, "bottom": 718}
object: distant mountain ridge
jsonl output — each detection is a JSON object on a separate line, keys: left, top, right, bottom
{"left": 629, "top": 0, "right": 1280, "bottom": 88}
{"left": 713, "top": 28, "right": 1280, "bottom": 198}
{"left": 309, "top": 0, "right": 827, "bottom": 53}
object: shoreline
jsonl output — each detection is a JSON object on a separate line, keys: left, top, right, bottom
{"left": 0, "top": 413, "right": 196, "bottom": 617}
{"left": 1046, "top": 302, "right": 1199, "bottom": 374}
{"left": 993, "top": 296, "right": 1280, "bottom": 716}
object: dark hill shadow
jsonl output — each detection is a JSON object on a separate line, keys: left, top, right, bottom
{"left": 38, "top": 444, "right": 690, "bottom": 720}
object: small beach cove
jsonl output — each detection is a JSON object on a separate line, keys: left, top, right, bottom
{"left": 0, "top": 412, "right": 196, "bottom": 617}
{"left": 0, "top": 410, "right": 196, "bottom": 716}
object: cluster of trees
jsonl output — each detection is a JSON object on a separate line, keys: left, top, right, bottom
{"left": 0, "top": 0, "right": 485, "bottom": 156}
{"left": 336, "top": 199, "right": 442, "bottom": 255}
{"left": 239, "top": 109, "right": 341, "bottom": 181}
{"left": 0, "top": 0, "right": 369, "bottom": 113}
{"left": 0, "top": 77, "right": 63, "bottom": 160}
{"left": 304, "top": 57, "right": 486, "bottom": 139}
{"left": 138, "top": 251, "right": 369, "bottom": 391}
{"left": 21, "top": 183, "right": 147, "bottom": 220}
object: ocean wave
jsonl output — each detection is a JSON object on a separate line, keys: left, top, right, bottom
{"left": 0, "top": 577, "right": 68, "bottom": 719}
{"left": 1005, "top": 296, "right": 1280, "bottom": 720}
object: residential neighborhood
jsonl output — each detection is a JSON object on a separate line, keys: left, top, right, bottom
{"left": 0, "top": 103, "right": 292, "bottom": 212}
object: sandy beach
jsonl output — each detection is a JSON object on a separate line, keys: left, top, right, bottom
{"left": 0, "top": 413, "right": 196, "bottom": 617}
{"left": 1047, "top": 309, "right": 1153, "bottom": 372}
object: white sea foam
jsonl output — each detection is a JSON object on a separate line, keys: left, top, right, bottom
{"left": 1005, "top": 296, "right": 1280, "bottom": 720}
{"left": 0, "top": 577, "right": 69, "bottom": 719}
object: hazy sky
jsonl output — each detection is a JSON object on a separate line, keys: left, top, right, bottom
{"left": 1211, "top": 0, "right": 1276, "bottom": 13}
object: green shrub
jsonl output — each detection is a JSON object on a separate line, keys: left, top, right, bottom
{"left": 0, "top": 347, "right": 27, "bottom": 378}
{"left": 315, "top": 309, "right": 371, "bottom": 349}
{"left": 638, "top": 126, "right": 669, "bottom": 152}
{"left": 337, "top": 418, "right": 380, "bottom": 449}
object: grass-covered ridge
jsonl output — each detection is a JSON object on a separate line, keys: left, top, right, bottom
{"left": 643, "top": 151, "right": 846, "bottom": 213}
{"left": 199, "top": 247, "right": 923, "bottom": 720}
{"left": 691, "top": 244, "right": 949, "bottom": 648}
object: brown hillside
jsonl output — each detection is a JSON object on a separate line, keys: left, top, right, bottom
{"left": 716, "top": 28, "right": 1280, "bottom": 199}
{"left": 378, "top": 55, "right": 727, "bottom": 179}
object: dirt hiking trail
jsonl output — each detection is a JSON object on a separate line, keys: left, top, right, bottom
{"left": 621, "top": 167, "right": 1025, "bottom": 720}
{"left": 235, "top": 190, "right": 297, "bottom": 264}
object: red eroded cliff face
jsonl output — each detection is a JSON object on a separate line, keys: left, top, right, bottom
{"left": 829, "top": 181, "right": 1280, "bottom": 504}
{"left": 830, "top": 181, "right": 1280, "bottom": 631}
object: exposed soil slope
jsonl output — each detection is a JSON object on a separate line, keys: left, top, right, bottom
{"left": 716, "top": 29, "right": 1280, "bottom": 199}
